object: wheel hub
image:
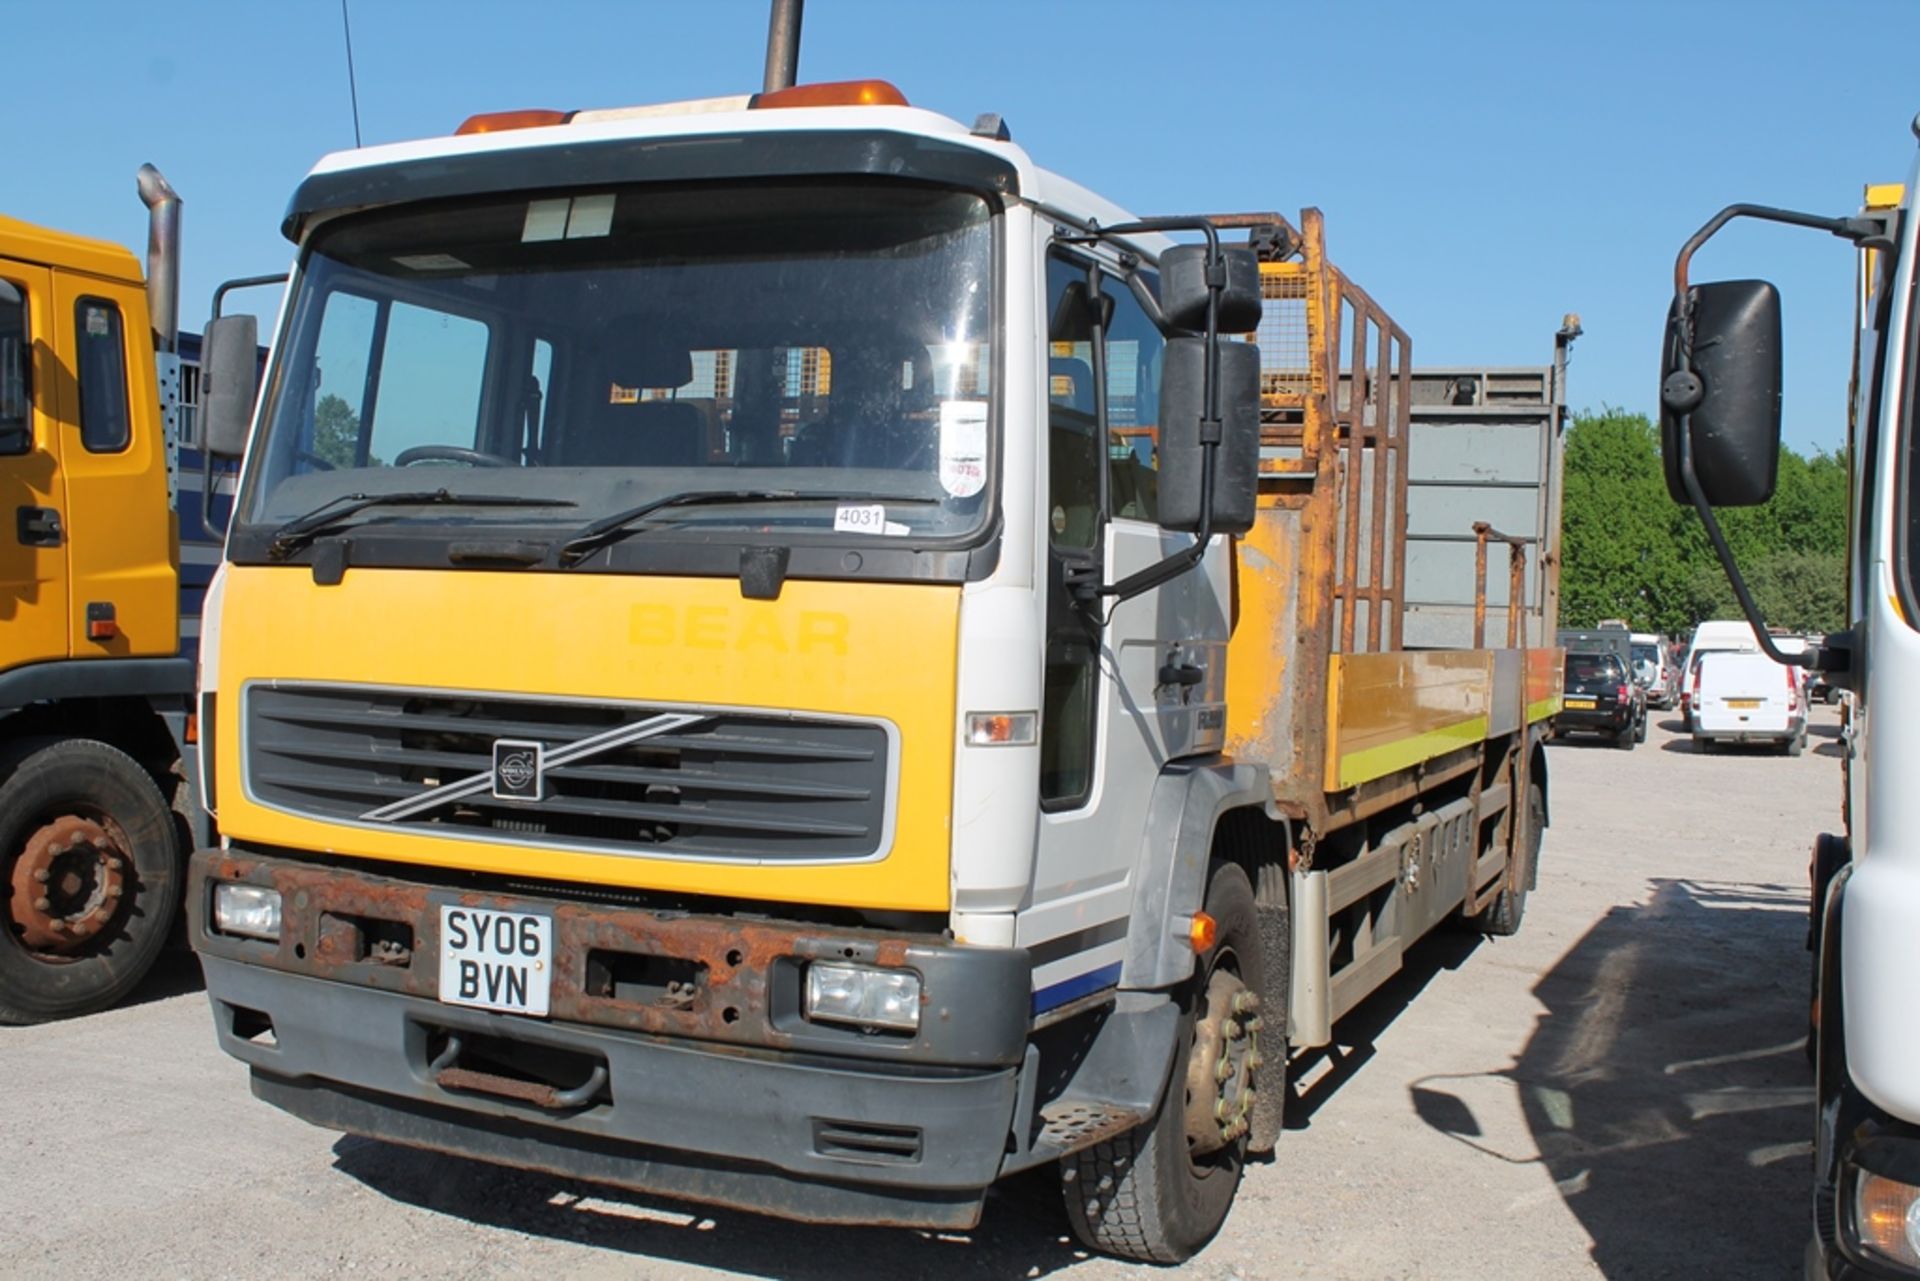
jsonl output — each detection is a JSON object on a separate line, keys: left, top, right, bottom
{"left": 1184, "top": 969, "right": 1263, "bottom": 1157}
{"left": 8, "top": 815, "right": 127, "bottom": 952}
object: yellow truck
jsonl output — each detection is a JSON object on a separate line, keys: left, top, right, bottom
{"left": 185, "top": 53, "right": 1567, "bottom": 1260}
{"left": 0, "top": 168, "right": 225, "bottom": 1022}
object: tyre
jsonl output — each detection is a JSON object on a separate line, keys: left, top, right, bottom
{"left": 1613, "top": 724, "right": 1634, "bottom": 750}
{"left": 1063, "top": 861, "right": 1263, "bottom": 1263}
{"left": 1472, "top": 780, "right": 1542, "bottom": 938}
{"left": 1786, "top": 732, "right": 1805, "bottom": 758}
{"left": 0, "top": 738, "right": 183, "bottom": 1024}
{"left": 1636, "top": 713, "right": 1648, "bottom": 744}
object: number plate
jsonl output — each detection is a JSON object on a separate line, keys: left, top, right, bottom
{"left": 438, "top": 905, "right": 553, "bottom": 1016}
{"left": 1564, "top": 698, "right": 1596, "bottom": 710}
{"left": 1726, "top": 698, "right": 1762, "bottom": 709}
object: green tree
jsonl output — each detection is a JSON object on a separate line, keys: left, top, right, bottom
{"left": 1558, "top": 408, "right": 1848, "bottom": 634}
{"left": 312, "top": 393, "right": 366, "bottom": 469}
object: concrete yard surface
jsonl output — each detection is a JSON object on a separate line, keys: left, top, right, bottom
{"left": 0, "top": 710, "right": 1841, "bottom": 1279}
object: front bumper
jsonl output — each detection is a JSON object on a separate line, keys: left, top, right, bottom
{"left": 189, "top": 848, "right": 1031, "bottom": 1229}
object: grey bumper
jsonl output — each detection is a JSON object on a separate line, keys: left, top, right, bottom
{"left": 201, "top": 954, "right": 1019, "bottom": 1228}
{"left": 190, "top": 849, "right": 1031, "bottom": 1230}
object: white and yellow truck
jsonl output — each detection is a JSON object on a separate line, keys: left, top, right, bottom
{"left": 184, "top": 18, "right": 1567, "bottom": 1259}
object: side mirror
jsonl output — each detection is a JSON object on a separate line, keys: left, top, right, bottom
{"left": 1660, "top": 279, "right": 1781, "bottom": 507}
{"left": 1159, "top": 244, "right": 1263, "bottom": 333}
{"left": 200, "top": 313, "right": 258, "bottom": 459}
{"left": 1158, "top": 337, "right": 1259, "bottom": 535}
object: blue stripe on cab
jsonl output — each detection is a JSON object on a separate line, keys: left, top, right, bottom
{"left": 1031, "top": 962, "right": 1122, "bottom": 1015}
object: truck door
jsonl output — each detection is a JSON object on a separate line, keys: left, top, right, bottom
{"left": 0, "top": 261, "right": 70, "bottom": 668}
{"left": 50, "top": 276, "right": 176, "bottom": 658}
{"left": 1024, "top": 248, "right": 1233, "bottom": 1010}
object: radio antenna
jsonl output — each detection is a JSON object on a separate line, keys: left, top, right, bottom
{"left": 340, "top": 0, "right": 364, "bottom": 147}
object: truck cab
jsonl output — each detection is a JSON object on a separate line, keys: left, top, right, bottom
{"left": 1659, "top": 165, "right": 1920, "bottom": 1277}
{"left": 0, "top": 179, "right": 205, "bottom": 1023}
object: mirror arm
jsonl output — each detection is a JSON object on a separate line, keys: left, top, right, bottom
{"left": 1075, "top": 220, "right": 1225, "bottom": 606}
{"left": 1665, "top": 203, "right": 1885, "bottom": 676}
{"left": 1672, "top": 411, "right": 1811, "bottom": 670}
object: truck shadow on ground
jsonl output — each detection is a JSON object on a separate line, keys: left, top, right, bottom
{"left": 123, "top": 947, "right": 204, "bottom": 1010}
{"left": 330, "top": 1123, "right": 1091, "bottom": 1278}
{"left": 1410, "top": 877, "right": 1812, "bottom": 1279}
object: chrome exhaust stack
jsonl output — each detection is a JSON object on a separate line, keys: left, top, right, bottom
{"left": 135, "top": 164, "right": 182, "bottom": 354}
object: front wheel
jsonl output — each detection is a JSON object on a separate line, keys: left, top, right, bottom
{"left": 0, "top": 739, "right": 182, "bottom": 1023}
{"left": 1062, "top": 860, "right": 1263, "bottom": 1263}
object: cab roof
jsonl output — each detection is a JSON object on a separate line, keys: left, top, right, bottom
{"left": 287, "top": 99, "right": 1174, "bottom": 256}
{"left": 0, "top": 213, "right": 143, "bottom": 284}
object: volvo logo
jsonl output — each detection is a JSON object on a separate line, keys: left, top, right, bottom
{"left": 492, "top": 739, "right": 543, "bottom": 801}
{"left": 359, "top": 711, "right": 706, "bottom": 824}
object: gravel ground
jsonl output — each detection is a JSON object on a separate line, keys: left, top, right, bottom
{"left": 0, "top": 708, "right": 1842, "bottom": 1280}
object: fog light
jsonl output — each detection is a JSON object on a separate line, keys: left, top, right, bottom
{"left": 1855, "top": 1170, "right": 1920, "bottom": 1269}
{"left": 804, "top": 963, "right": 921, "bottom": 1031}
{"left": 213, "top": 883, "right": 282, "bottom": 942}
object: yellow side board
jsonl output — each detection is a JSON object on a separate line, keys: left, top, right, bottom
{"left": 1326, "top": 647, "right": 1563, "bottom": 791}
{"left": 214, "top": 566, "right": 962, "bottom": 911}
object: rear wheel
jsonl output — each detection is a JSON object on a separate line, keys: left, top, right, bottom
{"left": 1636, "top": 713, "right": 1649, "bottom": 743}
{"left": 0, "top": 739, "right": 182, "bottom": 1024}
{"left": 1062, "top": 861, "right": 1263, "bottom": 1263}
{"left": 1613, "top": 724, "right": 1635, "bottom": 750}
{"left": 1786, "top": 732, "right": 1805, "bottom": 758}
{"left": 1472, "top": 779, "right": 1542, "bottom": 937}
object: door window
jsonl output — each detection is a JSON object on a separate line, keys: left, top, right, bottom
{"left": 74, "top": 298, "right": 130, "bottom": 453}
{"left": 0, "top": 280, "right": 28, "bottom": 455}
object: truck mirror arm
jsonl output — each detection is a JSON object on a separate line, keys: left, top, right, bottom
{"left": 1665, "top": 202, "right": 1892, "bottom": 677}
{"left": 1057, "top": 216, "right": 1228, "bottom": 608}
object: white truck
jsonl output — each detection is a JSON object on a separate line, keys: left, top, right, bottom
{"left": 1659, "top": 164, "right": 1919, "bottom": 1275}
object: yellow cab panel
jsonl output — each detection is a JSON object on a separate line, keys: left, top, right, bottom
{"left": 49, "top": 269, "right": 176, "bottom": 660}
{"left": 0, "top": 257, "right": 69, "bottom": 669}
{"left": 213, "top": 566, "right": 962, "bottom": 911}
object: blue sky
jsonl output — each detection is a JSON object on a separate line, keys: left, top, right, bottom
{"left": 13, "top": 0, "right": 1919, "bottom": 454}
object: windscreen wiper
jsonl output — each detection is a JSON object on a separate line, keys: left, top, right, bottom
{"left": 558, "top": 489, "right": 939, "bottom": 566}
{"left": 267, "top": 489, "right": 576, "bottom": 560}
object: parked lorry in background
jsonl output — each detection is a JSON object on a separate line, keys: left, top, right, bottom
{"left": 182, "top": 23, "right": 1570, "bottom": 1259}
{"left": 1659, "top": 159, "right": 1920, "bottom": 1275}
{"left": 0, "top": 172, "right": 236, "bottom": 1022}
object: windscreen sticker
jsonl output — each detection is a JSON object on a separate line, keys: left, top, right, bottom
{"left": 833, "top": 504, "right": 888, "bottom": 535}
{"left": 393, "top": 253, "right": 470, "bottom": 272}
{"left": 565, "top": 193, "right": 615, "bottom": 238}
{"left": 938, "top": 399, "right": 988, "bottom": 498}
{"left": 523, "top": 199, "right": 571, "bottom": 243}
{"left": 609, "top": 383, "right": 639, "bottom": 405}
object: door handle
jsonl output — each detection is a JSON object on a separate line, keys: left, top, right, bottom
{"left": 16, "top": 506, "right": 61, "bottom": 547}
{"left": 1158, "top": 661, "right": 1205, "bottom": 688}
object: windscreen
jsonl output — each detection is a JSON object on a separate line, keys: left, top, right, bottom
{"left": 239, "top": 181, "right": 996, "bottom": 548}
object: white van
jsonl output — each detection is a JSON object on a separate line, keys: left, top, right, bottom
{"left": 1690, "top": 649, "right": 1807, "bottom": 754}
{"left": 1681, "top": 619, "right": 1762, "bottom": 729}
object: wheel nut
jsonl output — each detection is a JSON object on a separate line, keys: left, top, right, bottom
{"left": 105, "top": 884, "right": 122, "bottom": 900}
{"left": 1223, "top": 1019, "right": 1241, "bottom": 1039}
{"left": 31, "top": 867, "right": 49, "bottom": 883}
{"left": 108, "top": 856, "right": 124, "bottom": 872}
{"left": 32, "top": 896, "right": 50, "bottom": 913}
{"left": 1216, "top": 1056, "right": 1233, "bottom": 1083}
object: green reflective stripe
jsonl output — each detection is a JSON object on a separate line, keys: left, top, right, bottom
{"left": 1526, "top": 696, "right": 1561, "bottom": 724}
{"left": 1336, "top": 716, "right": 1490, "bottom": 790}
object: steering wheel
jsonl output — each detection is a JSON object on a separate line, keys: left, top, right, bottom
{"left": 392, "top": 445, "right": 515, "bottom": 468}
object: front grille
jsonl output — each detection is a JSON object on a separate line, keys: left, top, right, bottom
{"left": 245, "top": 684, "right": 891, "bottom": 861}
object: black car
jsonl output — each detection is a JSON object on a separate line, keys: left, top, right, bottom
{"left": 1555, "top": 651, "right": 1643, "bottom": 749}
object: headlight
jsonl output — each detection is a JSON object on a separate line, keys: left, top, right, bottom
{"left": 1854, "top": 1170, "right": 1920, "bottom": 1270}
{"left": 213, "top": 883, "right": 282, "bottom": 942}
{"left": 804, "top": 962, "right": 921, "bottom": 1031}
